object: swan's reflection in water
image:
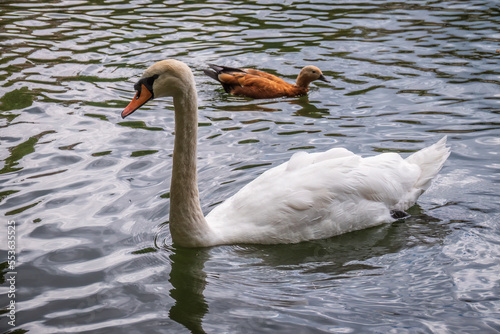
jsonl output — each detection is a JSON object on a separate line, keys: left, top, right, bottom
{"left": 169, "top": 247, "right": 210, "bottom": 334}
{"left": 166, "top": 204, "right": 450, "bottom": 333}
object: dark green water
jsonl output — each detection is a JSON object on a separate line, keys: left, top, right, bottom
{"left": 1, "top": 0, "right": 499, "bottom": 333}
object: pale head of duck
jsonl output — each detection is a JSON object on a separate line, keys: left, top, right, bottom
{"left": 296, "top": 65, "right": 329, "bottom": 88}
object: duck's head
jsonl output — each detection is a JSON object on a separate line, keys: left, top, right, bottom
{"left": 296, "top": 65, "right": 329, "bottom": 87}
{"left": 121, "top": 59, "right": 195, "bottom": 118}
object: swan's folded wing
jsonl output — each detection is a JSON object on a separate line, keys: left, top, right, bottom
{"left": 205, "top": 151, "right": 370, "bottom": 243}
{"left": 205, "top": 148, "right": 426, "bottom": 244}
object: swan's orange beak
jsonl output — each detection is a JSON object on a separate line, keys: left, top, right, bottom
{"left": 121, "top": 84, "right": 153, "bottom": 118}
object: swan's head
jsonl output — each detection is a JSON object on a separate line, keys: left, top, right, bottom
{"left": 297, "top": 65, "right": 329, "bottom": 85}
{"left": 121, "top": 59, "right": 195, "bottom": 118}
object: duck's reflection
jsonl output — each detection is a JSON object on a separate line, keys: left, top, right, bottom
{"left": 205, "top": 94, "right": 331, "bottom": 117}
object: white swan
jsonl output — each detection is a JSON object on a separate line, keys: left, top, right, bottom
{"left": 121, "top": 59, "right": 450, "bottom": 248}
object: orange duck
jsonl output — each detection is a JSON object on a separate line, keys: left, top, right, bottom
{"left": 203, "top": 64, "right": 329, "bottom": 99}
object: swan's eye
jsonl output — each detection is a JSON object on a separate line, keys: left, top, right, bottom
{"left": 133, "top": 81, "right": 142, "bottom": 92}
{"left": 134, "top": 74, "right": 159, "bottom": 98}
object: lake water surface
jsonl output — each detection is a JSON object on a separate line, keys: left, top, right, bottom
{"left": 1, "top": 0, "right": 499, "bottom": 333}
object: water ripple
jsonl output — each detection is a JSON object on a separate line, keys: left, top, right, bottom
{"left": 1, "top": 0, "right": 499, "bottom": 333}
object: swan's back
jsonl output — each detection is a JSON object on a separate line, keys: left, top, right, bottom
{"left": 206, "top": 137, "right": 450, "bottom": 245}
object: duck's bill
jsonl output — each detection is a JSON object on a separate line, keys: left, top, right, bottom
{"left": 121, "top": 84, "right": 153, "bottom": 118}
{"left": 319, "top": 74, "right": 329, "bottom": 83}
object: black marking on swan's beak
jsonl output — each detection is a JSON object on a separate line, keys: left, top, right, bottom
{"left": 121, "top": 74, "right": 159, "bottom": 119}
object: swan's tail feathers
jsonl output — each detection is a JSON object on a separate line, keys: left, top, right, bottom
{"left": 406, "top": 136, "right": 450, "bottom": 191}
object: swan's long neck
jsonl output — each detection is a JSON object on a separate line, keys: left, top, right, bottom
{"left": 169, "top": 83, "right": 212, "bottom": 247}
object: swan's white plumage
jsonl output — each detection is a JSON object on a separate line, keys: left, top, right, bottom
{"left": 206, "top": 137, "right": 449, "bottom": 245}
{"left": 121, "top": 59, "right": 450, "bottom": 247}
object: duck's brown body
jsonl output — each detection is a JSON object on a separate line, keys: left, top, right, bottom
{"left": 204, "top": 64, "right": 329, "bottom": 99}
